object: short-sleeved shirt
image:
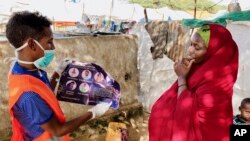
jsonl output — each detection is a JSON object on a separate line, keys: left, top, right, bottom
{"left": 11, "top": 62, "right": 54, "bottom": 140}
{"left": 233, "top": 114, "right": 246, "bottom": 125}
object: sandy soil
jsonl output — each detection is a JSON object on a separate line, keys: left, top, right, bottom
{"left": 71, "top": 112, "right": 150, "bottom": 141}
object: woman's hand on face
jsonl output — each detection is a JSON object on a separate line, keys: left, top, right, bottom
{"left": 174, "top": 58, "right": 195, "bottom": 78}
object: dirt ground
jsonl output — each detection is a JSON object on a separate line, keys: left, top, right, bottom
{"left": 70, "top": 111, "right": 150, "bottom": 141}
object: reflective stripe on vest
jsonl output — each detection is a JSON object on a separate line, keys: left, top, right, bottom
{"left": 8, "top": 74, "right": 70, "bottom": 141}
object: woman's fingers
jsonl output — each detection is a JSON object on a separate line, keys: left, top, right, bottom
{"left": 180, "top": 58, "right": 195, "bottom": 69}
{"left": 187, "top": 59, "right": 195, "bottom": 68}
{"left": 174, "top": 60, "right": 179, "bottom": 67}
{"left": 174, "top": 58, "right": 194, "bottom": 70}
{"left": 182, "top": 58, "right": 189, "bottom": 67}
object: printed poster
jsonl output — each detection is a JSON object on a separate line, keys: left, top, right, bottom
{"left": 57, "top": 61, "right": 121, "bottom": 109}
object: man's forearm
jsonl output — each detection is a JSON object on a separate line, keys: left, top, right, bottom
{"left": 41, "top": 112, "right": 93, "bottom": 137}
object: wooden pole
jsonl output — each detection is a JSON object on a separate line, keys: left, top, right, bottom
{"left": 144, "top": 8, "right": 148, "bottom": 23}
{"left": 194, "top": 0, "right": 197, "bottom": 19}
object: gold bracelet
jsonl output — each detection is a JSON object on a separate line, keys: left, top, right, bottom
{"left": 178, "top": 84, "right": 187, "bottom": 88}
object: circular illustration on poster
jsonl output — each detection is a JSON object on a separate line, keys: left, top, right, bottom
{"left": 82, "top": 70, "right": 92, "bottom": 80}
{"left": 106, "top": 76, "right": 114, "bottom": 84}
{"left": 66, "top": 80, "right": 77, "bottom": 90}
{"left": 79, "top": 82, "right": 90, "bottom": 93}
{"left": 68, "top": 68, "right": 79, "bottom": 77}
{"left": 94, "top": 72, "right": 104, "bottom": 83}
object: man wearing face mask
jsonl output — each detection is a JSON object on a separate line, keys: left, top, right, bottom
{"left": 6, "top": 11, "right": 111, "bottom": 141}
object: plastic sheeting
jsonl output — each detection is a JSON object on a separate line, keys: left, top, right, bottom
{"left": 227, "top": 22, "right": 250, "bottom": 115}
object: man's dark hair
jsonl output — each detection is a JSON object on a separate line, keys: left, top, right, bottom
{"left": 6, "top": 11, "right": 52, "bottom": 48}
{"left": 240, "top": 98, "right": 250, "bottom": 108}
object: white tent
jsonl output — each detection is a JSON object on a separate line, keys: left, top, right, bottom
{"left": 0, "top": 0, "right": 84, "bottom": 22}
{"left": 29, "top": 0, "right": 84, "bottom": 21}
{"left": 0, "top": 0, "right": 193, "bottom": 23}
{"left": 0, "top": 0, "right": 32, "bottom": 22}
{"left": 209, "top": 0, "right": 250, "bottom": 11}
{"left": 145, "top": 7, "right": 193, "bottom": 21}
{"left": 111, "top": 3, "right": 144, "bottom": 21}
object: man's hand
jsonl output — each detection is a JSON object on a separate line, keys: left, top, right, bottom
{"left": 88, "top": 102, "right": 112, "bottom": 119}
{"left": 55, "top": 59, "right": 73, "bottom": 75}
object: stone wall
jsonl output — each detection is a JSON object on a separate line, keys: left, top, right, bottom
{"left": 0, "top": 35, "right": 139, "bottom": 140}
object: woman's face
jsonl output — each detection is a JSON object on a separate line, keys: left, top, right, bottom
{"left": 187, "top": 32, "right": 207, "bottom": 63}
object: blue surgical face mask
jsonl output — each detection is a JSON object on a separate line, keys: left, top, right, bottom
{"left": 15, "top": 40, "right": 55, "bottom": 69}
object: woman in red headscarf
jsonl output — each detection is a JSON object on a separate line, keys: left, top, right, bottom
{"left": 149, "top": 23, "right": 238, "bottom": 141}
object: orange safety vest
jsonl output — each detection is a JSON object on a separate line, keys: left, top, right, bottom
{"left": 8, "top": 74, "right": 70, "bottom": 141}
